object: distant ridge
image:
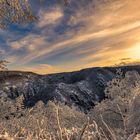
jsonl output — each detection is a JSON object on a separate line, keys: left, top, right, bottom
{"left": 0, "top": 65, "right": 140, "bottom": 111}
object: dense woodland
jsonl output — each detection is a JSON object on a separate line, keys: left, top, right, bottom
{"left": 0, "top": 69, "right": 140, "bottom": 140}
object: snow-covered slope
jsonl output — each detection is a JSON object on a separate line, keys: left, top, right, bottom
{"left": 0, "top": 65, "right": 140, "bottom": 111}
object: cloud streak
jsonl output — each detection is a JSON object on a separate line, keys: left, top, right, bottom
{"left": 37, "top": 7, "right": 64, "bottom": 28}
{"left": 1, "top": 0, "right": 140, "bottom": 74}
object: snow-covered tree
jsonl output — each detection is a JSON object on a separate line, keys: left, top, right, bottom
{"left": 89, "top": 70, "right": 140, "bottom": 139}
{"left": 0, "top": 0, "right": 69, "bottom": 29}
{"left": 0, "top": 60, "right": 8, "bottom": 70}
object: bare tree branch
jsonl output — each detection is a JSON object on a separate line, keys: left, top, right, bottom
{"left": 0, "top": 60, "right": 8, "bottom": 70}
{"left": 0, "top": 0, "right": 69, "bottom": 29}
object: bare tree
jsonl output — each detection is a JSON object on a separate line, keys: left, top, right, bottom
{"left": 0, "top": 0, "right": 37, "bottom": 29}
{"left": 0, "top": 60, "right": 8, "bottom": 70}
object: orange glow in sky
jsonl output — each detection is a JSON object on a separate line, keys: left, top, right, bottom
{"left": 1, "top": 0, "right": 140, "bottom": 74}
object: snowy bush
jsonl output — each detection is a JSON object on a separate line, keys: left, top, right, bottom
{"left": 89, "top": 70, "right": 140, "bottom": 139}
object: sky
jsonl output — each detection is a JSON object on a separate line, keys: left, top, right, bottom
{"left": 0, "top": 0, "right": 140, "bottom": 74}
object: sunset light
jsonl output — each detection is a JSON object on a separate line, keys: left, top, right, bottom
{"left": 0, "top": 1, "right": 140, "bottom": 139}
{"left": 130, "top": 43, "right": 140, "bottom": 59}
{"left": 0, "top": 0, "right": 140, "bottom": 74}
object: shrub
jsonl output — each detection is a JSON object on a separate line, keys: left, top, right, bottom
{"left": 89, "top": 70, "right": 140, "bottom": 139}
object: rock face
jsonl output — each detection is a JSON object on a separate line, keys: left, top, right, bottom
{"left": 0, "top": 65, "right": 140, "bottom": 111}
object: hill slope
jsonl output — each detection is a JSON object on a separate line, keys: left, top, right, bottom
{"left": 0, "top": 65, "right": 140, "bottom": 111}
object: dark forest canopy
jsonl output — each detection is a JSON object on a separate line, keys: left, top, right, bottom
{"left": 0, "top": 0, "right": 69, "bottom": 29}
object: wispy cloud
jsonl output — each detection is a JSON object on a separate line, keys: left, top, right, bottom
{"left": 2, "top": 0, "right": 140, "bottom": 74}
{"left": 115, "top": 58, "right": 140, "bottom": 67}
{"left": 9, "top": 34, "right": 45, "bottom": 51}
{"left": 10, "top": 63, "right": 65, "bottom": 74}
{"left": 37, "top": 7, "right": 64, "bottom": 28}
